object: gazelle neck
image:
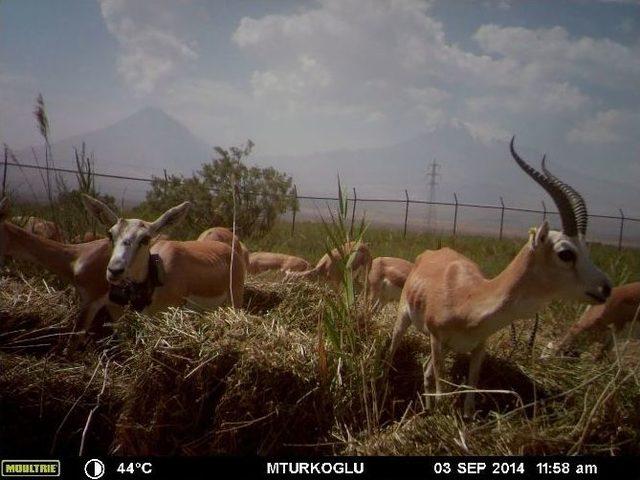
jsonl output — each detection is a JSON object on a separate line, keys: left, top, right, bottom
{"left": 469, "top": 243, "right": 554, "bottom": 335}
{"left": 128, "top": 248, "right": 153, "bottom": 284}
{"left": 2, "top": 222, "right": 79, "bottom": 281}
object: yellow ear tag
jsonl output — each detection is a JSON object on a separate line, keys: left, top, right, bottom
{"left": 528, "top": 227, "right": 537, "bottom": 244}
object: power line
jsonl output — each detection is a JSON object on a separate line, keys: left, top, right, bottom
{"left": 425, "top": 159, "right": 441, "bottom": 232}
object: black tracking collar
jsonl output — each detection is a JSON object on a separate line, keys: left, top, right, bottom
{"left": 108, "top": 254, "right": 163, "bottom": 312}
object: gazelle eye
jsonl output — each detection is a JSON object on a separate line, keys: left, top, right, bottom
{"left": 140, "top": 236, "right": 150, "bottom": 246}
{"left": 557, "top": 250, "right": 576, "bottom": 263}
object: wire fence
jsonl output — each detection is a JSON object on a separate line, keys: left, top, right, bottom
{"left": 2, "top": 153, "right": 639, "bottom": 250}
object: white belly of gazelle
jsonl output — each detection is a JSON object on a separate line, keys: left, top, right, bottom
{"left": 185, "top": 294, "right": 229, "bottom": 310}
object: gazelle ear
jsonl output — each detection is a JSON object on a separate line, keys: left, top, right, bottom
{"left": 531, "top": 220, "right": 550, "bottom": 250}
{"left": 81, "top": 194, "right": 119, "bottom": 227}
{"left": 150, "top": 201, "right": 191, "bottom": 234}
{"left": 0, "top": 197, "right": 10, "bottom": 220}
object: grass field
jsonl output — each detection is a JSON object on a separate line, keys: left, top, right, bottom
{"left": 1, "top": 219, "right": 639, "bottom": 456}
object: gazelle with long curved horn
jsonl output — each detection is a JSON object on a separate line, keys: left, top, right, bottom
{"left": 388, "top": 137, "right": 612, "bottom": 417}
{"left": 81, "top": 195, "right": 245, "bottom": 313}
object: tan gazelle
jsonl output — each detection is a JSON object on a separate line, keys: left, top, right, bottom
{"left": 81, "top": 195, "right": 245, "bottom": 312}
{"left": 367, "top": 256, "right": 414, "bottom": 309}
{"left": 248, "top": 252, "right": 311, "bottom": 275}
{"left": 197, "top": 226, "right": 250, "bottom": 268}
{"left": 11, "top": 215, "right": 64, "bottom": 241}
{"left": 388, "top": 137, "right": 612, "bottom": 417}
{"left": 0, "top": 197, "right": 112, "bottom": 341}
{"left": 284, "top": 241, "right": 372, "bottom": 289}
{"left": 546, "top": 282, "right": 640, "bottom": 358}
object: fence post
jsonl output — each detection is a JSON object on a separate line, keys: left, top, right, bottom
{"left": 452, "top": 193, "right": 459, "bottom": 238}
{"left": 163, "top": 168, "right": 168, "bottom": 196}
{"left": 350, "top": 187, "right": 357, "bottom": 237}
{"left": 499, "top": 196, "right": 505, "bottom": 240}
{"left": 403, "top": 189, "right": 410, "bottom": 238}
{"left": 1, "top": 144, "right": 7, "bottom": 198}
{"left": 291, "top": 185, "right": 298, "bottom": 236}
{"left": 541, "top": 200, "right": 547, "bottom": 222}
{"left": 618, "top": 208, "right": 625, "bottom": 251}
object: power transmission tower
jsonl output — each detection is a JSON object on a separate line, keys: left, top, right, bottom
{"left": 425, "top": 159, "right": 441, "bottom": 232}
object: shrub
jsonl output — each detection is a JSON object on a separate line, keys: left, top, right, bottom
{"left": 137, "top": 140, "right": 297, "bottom": 238}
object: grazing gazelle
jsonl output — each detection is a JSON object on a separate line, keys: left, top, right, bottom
{"left": 11, "top": 215, "right": 64, "bottom": 242}
{"left": 71, "top": 231, "right": 105, "bottom": 244}
{"left": 0, "top": 197, "right": 112, "bottom": 340}
{"left": 367, "top": 257, "right": 413, "bottom": 309}
{"left": 81, "top": 195, "right": 245, "bottom": 312}
{"left": 248, "top": 252, "right": 311, "bottom": 275}
{"left": 284, "top": 241, "right": 372, "bottom": 289}
{"left": 388, "top": 137, "right": 612, "bottom": 417}
{"left": 546, "top": 282, "right": 640, "bottom": 358}
{"left": 197, "top": 226, "right": 250, "bottom": 267}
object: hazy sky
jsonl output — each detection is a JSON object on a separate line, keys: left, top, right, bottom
{"left": 1, "top": 0, "right": 639, "bottom": 173}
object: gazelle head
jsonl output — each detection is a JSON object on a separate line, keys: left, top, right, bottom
{"left": 510, "top": 137, "right": 611, "bottom": 305}
{"left": 81, "top": 194, "right": 190, "bottom": 285}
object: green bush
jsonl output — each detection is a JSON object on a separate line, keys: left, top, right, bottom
{"left": 137, "top": 141, "right": 297, "bottom": 238}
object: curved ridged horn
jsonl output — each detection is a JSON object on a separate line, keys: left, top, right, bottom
{"left": 509, "top": 136, "right": 578, "bottom": 237}
{"left": 541, "top": 155, "right": 588, "bottom": 236}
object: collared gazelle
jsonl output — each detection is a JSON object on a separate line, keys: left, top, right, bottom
{"left": 248, "top": 252, "right": 311, "bottom": 275}
{"left": 197, "top": 226, "right": 250, "bottom": 268}
{"left": 388, "top": 137, "right": 612, "bottom": 417}
{"left": 284, "top": 241, "right": 372, "bottom": 289}
{"left": 367, "top": 257, "right": 413, "bottom": 309}
{"left": 0, "top": 197, "right": 112, "bottom": 342}
{"left": 547, "top": 282, "right": 640, "bottom": 358}
{"left": 81, "top": 195, "right": 245, "bottom": 312}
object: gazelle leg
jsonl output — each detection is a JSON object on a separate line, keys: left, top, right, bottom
{"left": 423, "top": 356, "right": 434, "bottom": 409}
{"left": 66, "top": 297, "right": 105, "bottom": 353}
{"left": 429, "top": 334, "right": 443, "bottom": 403}
{"left": 463, "top": 342, "right": 486, "bottom": 418}
{"left": 387, "top": 304, "right": 411, "bottom": 373}
{"left": 368, "top": 280, "right": 382, "bottom": 312}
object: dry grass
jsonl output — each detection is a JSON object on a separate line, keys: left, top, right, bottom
{"left": 1, "top": 228, "right": 639, "bottom": 456}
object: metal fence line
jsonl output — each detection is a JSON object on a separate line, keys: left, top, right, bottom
{"left": 3, "top": 160, "right": 154, "bottom": 183}
{"left": 2, "top": 156, "right": 638, "bottom": 250}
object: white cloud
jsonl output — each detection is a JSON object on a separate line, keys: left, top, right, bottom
{"left": 227, "top": 0, "right": 640, "bottom": 146}
{"left": 98, "top": 0, "right": 198, "bottom": 95}
{"left": 567, "top": 109, "right": 640, "bottom": 144}
{"left": 454, "top": 118, "right": 509, "bottom": 144}
{"left": 473, "top": 25, "right": 640, "bottom": 88}
{"left": 230, "top": 0, "right": 485, "bottom": 141}
{"left": 115, "top": 0, "right": 639, "bottom": 153}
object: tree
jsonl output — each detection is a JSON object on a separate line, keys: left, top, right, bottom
{"left": 137, "top": 140, "right": 297, "bottom": 237}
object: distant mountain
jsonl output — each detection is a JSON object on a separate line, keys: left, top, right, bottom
{"left": 254, "top": 124, "right": 638, "bottom": 218}
{"left": 5, "top": 109, "right": 636, "bottom": 244}
{"left": 9, "top": 107, "right": 212, "bottom": 202}
{"left": 251, "top": 125, "right": 638, "bottom": 245}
